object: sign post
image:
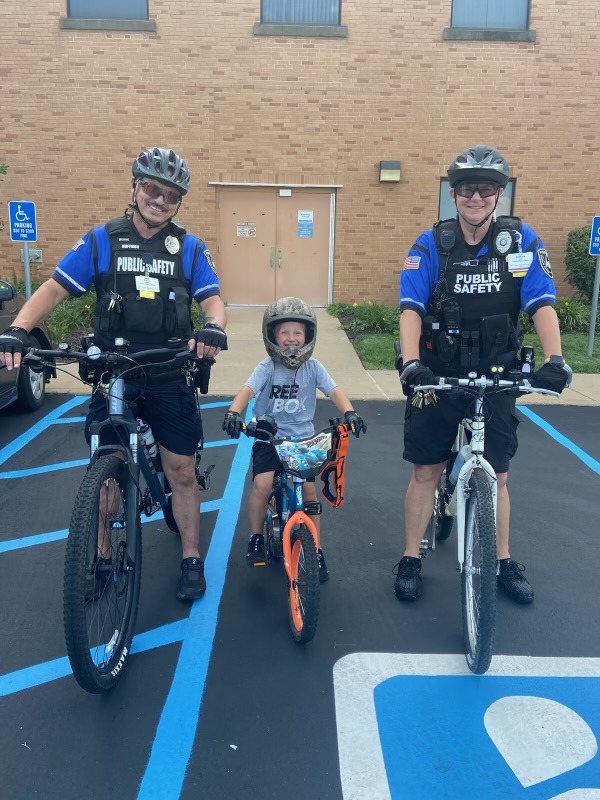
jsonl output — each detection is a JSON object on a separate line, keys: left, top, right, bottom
{"left": 8, "top": 201, "right": 38, "bottom": 299}
{"left": 588, "top": 216, "right": 600, "bottom": 358}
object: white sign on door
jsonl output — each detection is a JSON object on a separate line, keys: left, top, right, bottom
{"left": 236, "top": 223, "right": 257, "bottom": 237}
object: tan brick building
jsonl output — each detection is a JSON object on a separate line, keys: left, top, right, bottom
{"left": 1, "top": 0, "right": 598, "bottom": 304}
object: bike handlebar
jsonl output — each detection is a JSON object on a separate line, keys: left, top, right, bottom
{"left": 417, "top": 375, "right": 559, "bottom": 397}
{"left": 243, "top": 416, "right": 349, "bottom": 443}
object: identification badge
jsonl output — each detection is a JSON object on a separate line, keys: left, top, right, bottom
{"left": 507, "top": 252, "right": 533, "bottom": 276}
{"left": 164, "top": 236, "right": 180, "bottom": 254}
{"left": 135, "top": 275, "right": 160, "bottom": 293}
{"left": 494, "top": 229, "right": 513, "bottom": 256}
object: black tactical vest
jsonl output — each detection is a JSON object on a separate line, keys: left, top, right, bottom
{"left": 92, "top": 216, "right": 193, "bottom": 347}
{"left": 421, "top": 216, "right": 524, "bottom": 375}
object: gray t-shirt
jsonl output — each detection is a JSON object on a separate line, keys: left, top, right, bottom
{"left": 245, "top": 358, "right": 337, "bottom": 438}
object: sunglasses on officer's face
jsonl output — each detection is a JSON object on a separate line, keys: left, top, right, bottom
{"left": 138, "top": 180, "right": 182, "bottom": 206}
{"left": 454, "top": 183, "right": 500, "bottom": 199}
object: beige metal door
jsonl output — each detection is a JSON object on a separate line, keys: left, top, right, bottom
{"left": 216, "top": 187, "right": 332, "bottom": 306}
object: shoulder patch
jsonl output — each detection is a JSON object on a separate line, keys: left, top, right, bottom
{"left": 204, "top": 249, "right": 219, "bottom": 278}
{"left": 403, "top": 256, "right": 421, "bottom": 270}
{"left": 72, "top": 237, "right": 86, "bottom": 252}
{"left": 538, "top": 248, "right": 553, "bottom": 277}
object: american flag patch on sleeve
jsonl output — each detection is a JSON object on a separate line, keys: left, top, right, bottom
{"left": 71, "top": 237, "right": 86, "bottom": 252}
{"left": 403, "top": 256, "right": 421, "bottom": 270}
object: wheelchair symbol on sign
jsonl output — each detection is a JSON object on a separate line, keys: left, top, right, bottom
{"left": 15, "top": 205, "right": 30, "bottom": 222}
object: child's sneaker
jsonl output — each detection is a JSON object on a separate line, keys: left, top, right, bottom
{"left": 317, "top": 548, "right": 329, "bottom": 582}
{"left": 246, "top": 534, "right": 266, "bottom": 567}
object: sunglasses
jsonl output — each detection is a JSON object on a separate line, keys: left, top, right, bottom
{"left": 138, "top": 181, "right": 182, "bottom": 206}
{"left": 454, "top": 183, "right": 500, "bottom": 199}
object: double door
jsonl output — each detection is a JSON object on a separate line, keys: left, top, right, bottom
{"left": 216, "top": 188, "right": 333, "bottom": 306}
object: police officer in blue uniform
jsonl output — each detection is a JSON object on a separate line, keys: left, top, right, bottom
{"left": 0, "top": 147, "right": 227, "bottom": 600}
{"left": 393, "top": 145, "right": 571, "bottom": 605}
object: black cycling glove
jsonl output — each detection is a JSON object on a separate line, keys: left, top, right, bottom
{"left": 194, "top": 323, "right": 228, "bottom": 351}
{"left": 223, "top": 410, "right": 244, "bottom": 439}
{"left": 532, "top": 361, "right": 572, "bottom": 394}
{"left": 344, "top": 410, "right": 367, "bottom": 438}
{"left": 399, "top": 359, "right": 436, "bottom": 388}
{"left": 0, "top": 326, "right": 29, "bottom": 355}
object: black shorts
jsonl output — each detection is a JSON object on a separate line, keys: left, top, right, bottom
{"left": 251, "top": 442, "right": 315, "bottom": 482}
{"left": 403, "top": 389, "right": 519, "bottom": 474}
{"left": 85, "top": 377, "right": 203, "bottom": 456}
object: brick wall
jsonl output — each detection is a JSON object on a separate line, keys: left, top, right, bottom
{"left": 0, "top": 0, "right": 598, "bottom": 302}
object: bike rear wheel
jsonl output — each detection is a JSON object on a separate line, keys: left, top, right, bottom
{"left": 461, "top": 471, "right": 497, "bottom": 674}
{"left": 431, "top": 468, "right": 454, "bottom": 543}
{"left": 64, "top": 455, "right": 142, "bottom": 693}
{"left": 288, "top": 524, "right": 320, "bottom": 643}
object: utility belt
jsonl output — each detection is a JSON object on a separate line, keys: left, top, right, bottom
{"left": 423, "top": 311, "right": 521, "bottom": 369}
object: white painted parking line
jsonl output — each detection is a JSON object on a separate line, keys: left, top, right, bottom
{"left": 333, "top": 654, "right": 600, "bottom": 800}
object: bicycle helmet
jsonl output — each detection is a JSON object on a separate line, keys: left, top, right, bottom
{"left": 447, "top": 145, "right": 510, "bottom": 189}
{"left": 262, "top": 297, "right": 317, "bottom": 369}
{"left": 132, "top": 147, "right": 190, "bottom": 195}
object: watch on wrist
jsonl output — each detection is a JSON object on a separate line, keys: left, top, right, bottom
{"left": 545, "top": 355, "right": 565, "bottom": 366}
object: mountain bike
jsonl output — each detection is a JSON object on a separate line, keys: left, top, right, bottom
{"left": 23, "top": 340, "right": 214, "bottom": 693}
{"left": 243, "top": 415, "right": 351, "bottom": 644}
{"left": 414, "top": 369, "right": 559, "bottom": 674}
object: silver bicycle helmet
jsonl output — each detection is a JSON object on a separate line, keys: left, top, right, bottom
{"left": 132, "top": 147, "right": 190, "bottom": 195}
{"left": 262, "top": 297, "right": 317, "bottom": 369}
{"left": 447, "top": 145, "right": 510, "bottom": 188}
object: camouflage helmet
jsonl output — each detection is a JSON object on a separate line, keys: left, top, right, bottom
{"left": 132, "top": 147, "right": 190, "bottom": 195}
{"left": 262, "top": 297, "right": 317, "bottom": 369}
{"left": 447, "top": 144, "right": 510, "bottom": 189}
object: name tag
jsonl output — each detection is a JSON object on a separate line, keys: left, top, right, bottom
{"left": 135, "top": 275, "right": 160, "bottom": 293}
{"left": 507, "top": 252, "right": 533, "bottom": 275}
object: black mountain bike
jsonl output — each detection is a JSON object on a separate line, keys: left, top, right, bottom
{"left": 23, "top": 341, "right": 214, "bottom": 693}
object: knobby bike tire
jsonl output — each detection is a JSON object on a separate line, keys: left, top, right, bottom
{"left": 461, "top": 471, "right": 497, "bottom": 675}
{"left": 288, "top": 524, "right": 320, "bottom": 644}
{"left": 431, "top": 468, "right": 454, "bottom": 543}
{"left": 63, "top": 455, "right": 142, "bottom": 693}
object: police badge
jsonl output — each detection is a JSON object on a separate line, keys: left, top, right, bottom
{"left": 538, "top": 248, "right": 553, "bottom": 277}
{"left": 164, "top": 235, "right": 180, "bottom": 254}
{"left": 494, "top": 229, "right": 513, "bottom": 257}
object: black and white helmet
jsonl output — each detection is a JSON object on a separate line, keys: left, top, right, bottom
{"left": 132, "top": 147, "right": 190, "bottom": 195}
{"left": 447, "top": 145, "right": 510, "bottom": 188}
{"left": 262, "top": 297, "right": 317, "bottom": 369}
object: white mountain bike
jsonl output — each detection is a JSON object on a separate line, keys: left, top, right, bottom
{"left": 417, "top": 371, "right": 559, "bottom": 674}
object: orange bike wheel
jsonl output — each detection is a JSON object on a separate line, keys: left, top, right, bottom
{"left": 288, "top": 525, "right": 320, "bottom": 643}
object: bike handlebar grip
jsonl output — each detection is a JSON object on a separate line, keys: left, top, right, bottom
{"left": 196, "top": 358, "right": 213, "bottom": 395}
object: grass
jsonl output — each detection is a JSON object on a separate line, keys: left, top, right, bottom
{"left": 351, "top": 332, "right": 600, "bottom": 373}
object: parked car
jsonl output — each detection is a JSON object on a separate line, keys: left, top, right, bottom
{"left": 0, "top": 279, "right": 55, "bottom": 412}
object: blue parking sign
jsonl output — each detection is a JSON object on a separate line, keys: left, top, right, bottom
{"left": 590, "top": 216, "right": 600, "bottom": 256}
{"left": 8, "top": 201, "right": 37, "bottom": 242}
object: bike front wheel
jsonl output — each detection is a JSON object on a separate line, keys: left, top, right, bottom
{"left": 288, "top": 524, "right": 320, "bottom": 644}
{"left": 64, "top": 455, "right": 142, "bottom": 693}
{"left": 461, "top": 471, "right": 497, "bottom": 674}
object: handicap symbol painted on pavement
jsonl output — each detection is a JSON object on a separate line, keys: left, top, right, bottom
{"left": 333, "top": 654, "right": 600, "bottom": 800}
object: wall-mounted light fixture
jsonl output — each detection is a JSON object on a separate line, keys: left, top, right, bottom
{"left": 379, "top": 160, "right": 401, "bottom": 183}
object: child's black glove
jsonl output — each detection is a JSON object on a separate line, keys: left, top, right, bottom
{"left": 223, "top": 410, "right": 244, "bottom": 439}
{"left": 344, "top": 410, "right": 367, "bottom": 438}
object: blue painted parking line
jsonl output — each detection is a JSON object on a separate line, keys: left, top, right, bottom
{"left": 0, "top": 499, "right": 222, "bottom": 554}
{"left": 334, "top": 654, "right": 600, "bottom": 800}
{"left": 519, "top": 405, "right": 600, "bottom": 474}
{"left": 51, "top": 416, "right": 86, "bottom": 424}
{"left": 0, "top": 459, "right": 89, "bottom": 480}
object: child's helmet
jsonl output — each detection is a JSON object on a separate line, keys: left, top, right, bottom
{"left": 262, "top": 297, "right": 317, "bottom": 369}
{"left": 447, "top": 144, "right": 510, "bottom": 188}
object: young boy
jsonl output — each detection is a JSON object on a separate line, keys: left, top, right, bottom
{"left": 222, "top": 296, "right": 366, "bottom": 580}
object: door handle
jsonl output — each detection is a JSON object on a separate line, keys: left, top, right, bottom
{"left": 277, "top": 248, "right": 282, "bottom": 269}
{"left": 270, "top": 247, "right": 275, "bottom": 269}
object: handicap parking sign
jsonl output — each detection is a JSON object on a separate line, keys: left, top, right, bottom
{"left": 334, "top": 654, "right": 599, "bottom": 800}
{"left": 8, "top": 200, "right": 37, "bottom": 242}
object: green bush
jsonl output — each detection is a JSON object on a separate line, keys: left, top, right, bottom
{"left": 328, "top": 301, "right": 399, "bottom": 334}
{"left": 565, "top": 225, "right": 598, "bottom": 302}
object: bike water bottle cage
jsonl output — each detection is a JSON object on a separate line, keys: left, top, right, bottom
{"left": 320, "top": 424, "right": 349, "bottom": 508}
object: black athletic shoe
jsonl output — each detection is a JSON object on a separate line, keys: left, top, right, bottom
{"left": 85, "top": 557, "right": 113, "bottom": 602}
{"left": 393, "top": 556, "right": 422, "bottom": 601}
{"left": 317, "top": 548, "right": 329, "bottom": 582}
{"left": 497, "top": 558, "right": 534, "bottom": 604}
{"left": 246, "top": 534, "right": 266, "bottom": 567}
{"left": 177, "top": 557, "right": 206, "bottom": 600}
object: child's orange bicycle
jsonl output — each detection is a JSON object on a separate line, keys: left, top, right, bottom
{"left": 244, "top": 415, "right": 350, "bottom": 643}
